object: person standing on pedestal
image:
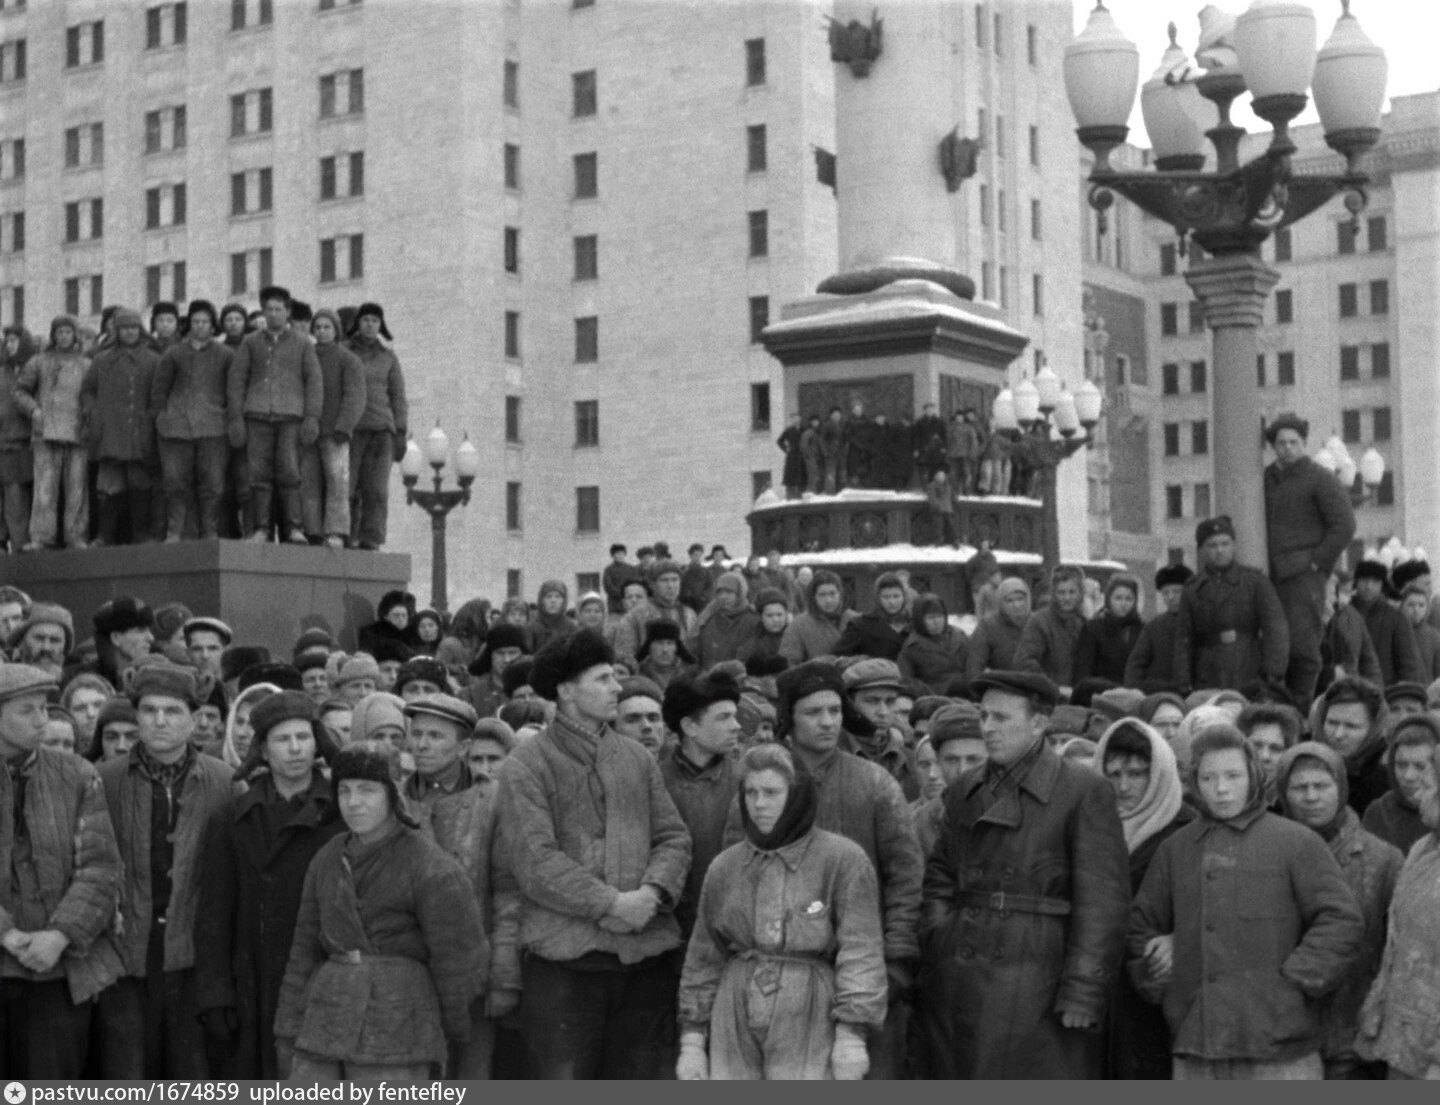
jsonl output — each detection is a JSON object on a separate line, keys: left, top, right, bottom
{"left": 778, "top": 414, "right": 805, "bottom": 499}
{"left": 81, "top": 310, "right": 161, "bottom": 545}
{"left": 800, "top": 414, "right": 824, "bottom": 494}
{"left": 344, "top": 303, "right": 408, "bottom": 552}
{"left": 302, "top": 310, "right": 365, "bottom": 548}
{"left": 1263, "top": 414, "right": 1356, "bottom": 710}
{"left": 0, "top": 325, "right": 35, "bottom": 553}
{"left": 227, "top": 286, "right": 321, "bottom": 545}
{"left": 15, "top": 317, "right": 87, "bottom": 551}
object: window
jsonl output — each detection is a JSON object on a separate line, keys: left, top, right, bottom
{"left": 815, "top": 147, "right": 836, "bottom": 189}
{"left": 575, "top": 316, "right": 598, "bottom": 363}
{"left": 64, "top": 123, "right": 103, "bottom": 169}
{"left": 1030, "top": 199, "right": 1042, "bottom": 240}
{"left": 750, "top": 383, "right": 770, "bottom": 432}
{"left": 572, "top": 70, "right": 597, "bottom": 117}
{"left": 573, "top": 152, "right": 597, "bottom": 199}
{"left": 1160, "top": 303, "right": 1178, "bottom": 336}
{"left": 1370, "top": 279, "right": 1389, "bottom": 315}
{"left": 1278, "top": 350, "right": 1295, "bottom": 386}
{"left": 144, "top": 183, "right": 186, "bottom": 228}
{"left": 747, "top": 124, "right": 767, "bottom": 172}
{"left": 0, "top": 138, "right": 22, "bottom": 180}
{"left": 1337, "top": 221, "right": 1356, "bottom": 255}
{"left": 574, "top": 400, "right": 599, "bottom": 447}
{"left": 573, "top": 234, "right": 598, "bottom": 281}
{"left": 0, "top": 211, "right": 22, "bottom": 254}
{"left": 1273, "top": 226, "right": 1291, "bottom": 262}
{"left": 748, "top": 296, "right": 769, "bottom": 344}
{"left": 319, "top": 0, "right": 363, "bottom": 9}
{"left": 1165, "top": 484, "right": 1184, "bottom": 520}
{"left": 1028, "top": 124, "right": 1039, "bottom": 166}
{"left": 506, "top": 570, "right": 522, "bottom": 599}
{"left": 995, "top": 115, "right": 1005, "bottom": 159}
{"left": 1368, "top": 215, "right": 1387, "bottom": 252}
{"left": 320, "top": 69, "right": 364, "bottom": 118}
{"left": 998, "top": 266, "right": 1009, "bottom": 309}
{"left": 981, "top": 262, "right": 993, "bottom": 301}
{"left": 1338, "top": 282, "right": 1358, "bottom": 318}
{"left": 974, "top": 4, "right": 986, "bottom": 48}
{"left": 1031, "top": 273, "right": 1043, "bottom": 317}
{"left": 145, "top": 106, "right": 186, "bottom": 154}
{"left": 319, "top": 151, "right": 364, "bottom": 199}
{"left": 65, "top": 21, "right": 103, "bottom": 68}
{"left": 505, "top": 483, "right": 521, "bottom": 531}
{"left": 979, "top": 184, "right": 991, "bottom": 229}
{"left": 503, "top": 227, "right": 520, "bottom": 274}
{"left": 576, "top": 487, "right": 600, "bottom": 533}
{"left": 1192, "top": 420, "right": 1209, "bottom": 455}
{"left": 748, "top": 210, "right": 768, "bottom": 257}
{"left": 231, "top": 0, "right": 273, "bottom": 30}
{"left": 144, "top": 261, "right": 186, "bottom": 306}
{"left": 0, "top": 285, "right": 22, "bottom": 329}
{"left": 1373, "top": 406, "right": 1391, "bottom": 442}
{"left": 1275, "top": 288, "right": 1293, "bottom": 324}
{"left": 504, "top": 143, "right": 519, "bottom": 189}
{"left": 230, "top": 88, "right": 273, "bottom": 137}
{"left": 505, "top": 396, "right": 521, "bottom": 444}
{"left": 745, "top": 37, "right": 765, "bottom": 86}
{"left": 145, "top": 4, "right": 187, "bottom": 49}
{"left": 62, "top": 274, "right": 103, "bottom": 317}
{"left": 0, "top": 40, "right": 25, "bottom": 84}
{"left": 1188, "top": 300, "right": 1204, "bottom": 333}
{"left": 1340, "top": 344, "right": 1360, "bottom": 381}
{"left": 1160, "top": 242, "right": 1176, "bottom": 276}
{"left": 1190, "top": 360, "right": 1207, "bottom": 393}
{"left": 993, "top": 12, "right": 1003, "bottom": 54}
{"left": 997, "top": 190, "right": 1007, "bottom": 233}
{"left": 1163, "top": 422, "right": 1180, "bottom": 457}
{"left": 1161, "top": 362, "right": 1179, "bottom": 395}
{"left": 1341, "top": 408, "right": 1361, "bottom": 444}
{"left": 318, "top": 233, "right": 364, "bottom": 283}
{"left": 63, "top": 199, "right": 102, "bottom": 243}
{"left": 1194, "top": 483, "right": 1211, "bottom": 519}
{"left": 1372, "top": 342, "right": 1391, "bottom": 379}
{"left": 501, "top": 59, "right": 520, "bottom": 110}
{"left": 1256, "top": 353, "right": 1266, "bottom": 387}
{"left": 1027, "top": 23, "right": 1038, "bottom": 65}
{"left": 229, "top": 168, "right": 272, "bottom": 216}
{"left": 1376, "top": 471, "right": 1394, "bottom": 507}
{"left": 229, "top": 247, "right": 273, "bottom": 295}
{"left": 504, "top": 311, "right": 520, "bottom": 358}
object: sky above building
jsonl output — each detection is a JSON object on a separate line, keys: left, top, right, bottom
{"left": 1073, "top": 0, "right": 1434, "bottom": 138}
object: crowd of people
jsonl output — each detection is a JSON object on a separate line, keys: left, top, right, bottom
{"left": 4, "top": 402, "right": 1440, "bottom": 1081}
{"left": 0, "top": 286, "right": 407, "bottom": 551}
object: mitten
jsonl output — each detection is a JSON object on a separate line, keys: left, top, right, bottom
{"left": 830, "top": 1023, "right": 869, "bottom": 1080}
{"left": 676, "top": 1031, "right": 708, "bottom": 1080}
{"left": 300, "top": 417, "right": 319, "bottom": 447}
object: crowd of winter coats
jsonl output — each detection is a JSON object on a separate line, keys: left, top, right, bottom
{"left": 0, "top": 288, "right": 406, "bottom": 551}
{"left": 5, "top": 538, "right": 1440, "bottom": 1080}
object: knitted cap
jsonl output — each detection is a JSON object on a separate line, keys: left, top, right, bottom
{"left": 8, "top": 602, "right": 75, "bottom": 653}
{"left": 335, "top": 653, "right": 381, "bottom": 687}
{"left": 330, "top": 743, "right": 418, "bottom": 828}
{"left": 350, "top": 692, "right": 407, "bottom": 743}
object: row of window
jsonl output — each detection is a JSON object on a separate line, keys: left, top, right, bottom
{"left": 498, "top": 296, "right": 769, "bottom": 365}
{"left": 1162, "top": 420, "right": 1209, "bottom": 458}
{"left": 1160, "top": 360, "right": 1208, "bottom": 396}
{"left": 1342, "top": 406, "right": 1392, "bottom": 444}
{"left": 976, "top": 185, "right": 1044, "bottom": 241}
{"left": 1159, "top": 218, "right": 1389, "bottom": 275}
{"left": 1160, "top": 280, "right": 1390, "bottom": 335}
{"left": 499, "top": 482, "right": 601, "bottom": 534}
{"left": 974, "top": 110, "right": 1044, "bottom": 169}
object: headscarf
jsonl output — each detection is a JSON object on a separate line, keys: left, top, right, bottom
{"left": 996, "top": 577, "right": 1031, "bottom": 627}
{"left": 1095, "top": 718, "right": 1184, "bottom": 853}
{"left": 1274, "top": 740, "right": 1350, "bottom": 840}
{"left": 1137, "top": 691, "right": 1185, "bottom": 726}
{"left": 739, "top": 763, "right": 819, "bottom": 852}
{"left": 1172, "top": 704, "right": 1232, "bottom": 779}
{"left": 222, "top": 682, "right": 281, "bottom": 769}
{"left": 1188, "top": 723, "right": 1268, "bottom": 822}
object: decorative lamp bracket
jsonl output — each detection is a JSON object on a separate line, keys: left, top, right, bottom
{"left": 827, "top": 9, "right": 883, "bottom": 77}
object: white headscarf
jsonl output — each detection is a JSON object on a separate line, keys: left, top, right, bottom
{"left": 1095, "top": 718, "right": 1184, "bottom": 853}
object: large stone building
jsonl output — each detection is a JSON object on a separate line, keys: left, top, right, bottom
{"left": 0, "top": 0, "right": 1083, "bottom": 607}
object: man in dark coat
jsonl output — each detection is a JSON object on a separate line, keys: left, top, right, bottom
{"left": 965, "top": 577, "right": 1031, "bottom": 679}
{"left": 1015, "top": 565, "right": 1087, "bottom": 689}
{"left": 1123, "top": 563, "right": 1192, "bottom": 692}
{"left": 343, "top": 302, "right": 408, "bottom": 551}
{"left": 81, "top": 309, "right": 162, "bottom": 544}
{"left": 194, "top": 691, "right": 343, "bottom": 1078}
{"left": 917, "top": 671, "right": 1130, "bottom": 1078}
{"left": 820, "top": 407, "right": 844, "bottom": 493}
{"left": 1321, "top": 569, "right": 1383, "bottom": 694}
{"left": 777, "top": 413, "right": 806, "bottom": 499}
{"left": 912, "top": 402, "right": 946, "bottom": 480}
{"left": 679, "top": 544, "right": 714, "bottom": 615}
{"left": 844, "top": 402, "right": 874, "bottom": 488}
{"left": 1174, "top": 516, "right": 1289, "bottom": 694}
{"left": 1350, "top": 559, "right": 1423, "bottom": 687}
{"left": 602, "top": 543, "right": 637, "bottom": 615}
{"left": 835, "top": 572, "right": 911, "bottom": 661}
{"left": 1263, "top": 413, "right": 1357, "bottom": 710}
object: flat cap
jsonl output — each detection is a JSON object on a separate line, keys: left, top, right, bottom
{"left": 403, "top": 692, "right": 479, "bottom": 732}
{"left": 928, "top": 702, "right": 982, "bottom": 747}
{"left": 1384, "top": 681, "right": 1428, "bottom": 706}
{"left": 841, "top": 657, "right": 905, "bottom": 695}
{"left": 0, "top": 664, "right": 59, "bottom": 705}
{"left": 970, "top": 669, "right": 1060, "bottom": 711}
{"left": 183, "top": 616, "right": 233, "bottom": 645}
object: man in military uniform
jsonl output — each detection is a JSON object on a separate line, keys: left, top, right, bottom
{"left": 1174, "top": 515, "right": 1290, "bottom": 694}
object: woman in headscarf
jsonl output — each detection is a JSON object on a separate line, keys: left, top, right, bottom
{"left": 1355, "top": 741, "right": 1440, "bottom": 1079}
{"left": 272, "top": 743, "right": 485, "bottom": 1082}
{"left": 1095, "top": 718, "right": 1193, "bottom": 1079}
{"left": 1169, "top": 704, "right": 1232, "bottom": 798}
{"left": 676, "top": 743, "right": 887, "bottom": 1080}
{"left": 1129, "top": 724, "right": 1364, "bottom": 1080}
{"left": 1276, "top": 741, "right": 1402, "bottom": 1079}
{"left": 1137, "top": 691, "right": 1186, "bottom": 745}
{"left": 222, "top": 681, "right": 281, "bottom": 771}
{"left": 1074, "top": 574, "right": 1145, "bottom": 686}
{"left": 527, "top": 580, "right": 576, "bottom": 654}
{"left": 898, "top": 593, "right": 968, "bottom": 694}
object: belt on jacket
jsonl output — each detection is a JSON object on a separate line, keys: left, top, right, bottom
{"left": 328, "top": 950, "right": 415, "bottom": 966}
{"left": 955, "top": 890, "right": 1072, "bottom": 917}
{"left": 1196, "top": 630, "right": 1239, "bottom": 646}
{"left": 738, "top": 948, "right": 831, "bottom": 967}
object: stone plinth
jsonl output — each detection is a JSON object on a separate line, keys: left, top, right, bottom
{"left": 0, "top": 542, "right": 411, "bottom": 658}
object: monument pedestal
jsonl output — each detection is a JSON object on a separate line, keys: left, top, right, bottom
{"left": 0, "top": 541, "right": 411, "bottom": 657}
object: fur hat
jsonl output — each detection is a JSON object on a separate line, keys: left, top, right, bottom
{"left": 469, "top": 624, "right": 530, "bottom": 678}
{"left": 330, "top": 743, "right": 418, "bottom": 828}
{"left": 258, "top": 285, "right": 292, "bottom": 307}
{"left": 149, "top": 301, "right": 179, "bottom": 325}
{"left": 394, "top": 656, "right": 449, "bottom": 696}
{"left": 153, "top": 602, "right": 193, "bottom": 642}
{"left": 500, "top": 657, "right": 535, "bottom": 699}
{"left": 662, "top": 669, "right": 742, "bottom": 735}
{"left": 637, "top": 620, "right": 695, "bottom": 664}
{"left": 1392, "top": 560, "right": 1432, "bottom": 591}
{"left": 1155, "top": 563, "right": 1194, "bottom": 590}
{"left": 529, "top": 630, "right": 613, "bottom": 701}
{"left": 928, "top": 702, "right": 983, "bottom": 748}
{"left": 349, "top": 302, "right": 393, "bottom": 341}
{"left": 1195, "top": 515, "right": 1236, "bottom": 547}
{"left": 219, "top": 302, "right": 248, "bottom": 326}
{"left": 238, "top": 661, "right": 304, "bottom": 694}
{"left": 377, "top": 590, "right": 416, "bottom": 620}
{"left": 293, "top": 627, "right": 338, "bottom": 658}
{"left": 94, "top": 596, "right": 156, "bottom": 639}
{"left": 775, "top": 660, "right": 873, "bottom": 742}
{"left": 752, "top": 587, "right": 789, "bottom": 614}
{"left": 221, "top": 645, "right": 271, "bottom": 683}
{"left": 1353, "top": 559, "right": 1389, "bottom": 584}
{"left": 128, "top": 661, "right": 209, "bottom": 708}
{"left": 651, "top": 559, "right": 683, "bottom": 582}
{"left": 618, "top": 676, "right": 665, "bottom": 707}
{"left": 184, "top": 299, "right": 219, "bottom": 328}
{"left": 8, "top": 602, "right": 74, "bottom": 653}
{"left": 368, "top": 637, "right": 413, "bottom": 666}
{"left": 1264, "top": 411, "right": 1309, "bottom": 445}
{"left": 237, "top": 690, "right": 338, "bottom": 784}
{"left": 294, "top": 647, "right": 332, "bottom": 675}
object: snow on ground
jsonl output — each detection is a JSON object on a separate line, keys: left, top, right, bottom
{"left": 751, "top": 489, "right": 1043, "bottom": 511}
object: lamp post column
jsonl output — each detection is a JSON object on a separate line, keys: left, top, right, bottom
{"left": 1185, "top": 252, "right": 1279, "bottom": 570}
{"left": 430, "top": 500, "right": 449, "bottom": 617}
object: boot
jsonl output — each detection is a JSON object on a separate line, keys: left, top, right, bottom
{"left": 93, "top": 494, "right": 121, "bottom": 547}
{"left": 128, "top": 489, "right": 155, "bottom": 544}
{"left": 165, "top": 496, "right": 187, "bottom": 543}
{"left": 248, "top": 487, "right": 273, "bottom": 541}
{"left": 197, "top": 493, "right": 221, "bottom": 541}
{"left": 280, "top": 488, "right": 306, "bottom": 545}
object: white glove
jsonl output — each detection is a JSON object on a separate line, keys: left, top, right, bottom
{"left": 830, "top": 1022, "right": 870, "bottom": 1080}
{"left": 676, "top": 1030, "right": 709, "bottom": 1080}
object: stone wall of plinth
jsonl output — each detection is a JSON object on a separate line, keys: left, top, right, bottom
{"left": 0, "top": 542, "right": 411, "bottom": 658}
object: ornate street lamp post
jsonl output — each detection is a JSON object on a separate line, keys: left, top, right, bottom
{"left": 1313, "top": 433, "right": 1386, "bottom": 506}
{"left": 400, "top": 424, "right": 479, "bottom": 615}
{"left": 1066, "top": 0, "right": 1388, "bottom": 567}
{"left": 992, "top": 365, "right": 1104, "bottom": 570}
